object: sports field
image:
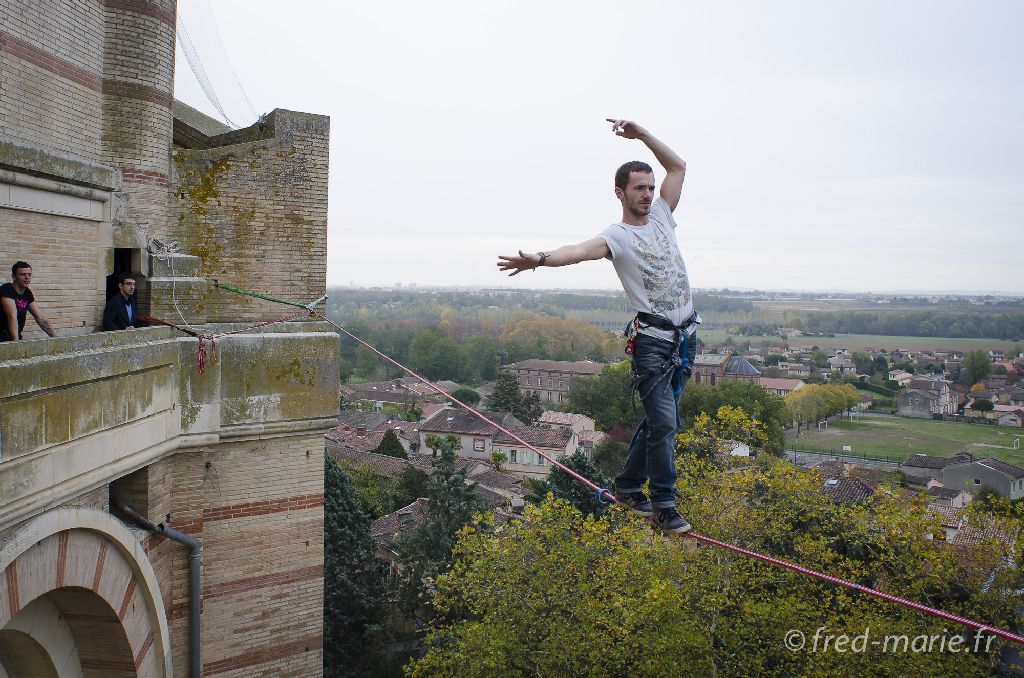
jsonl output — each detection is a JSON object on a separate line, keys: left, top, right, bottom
{"left": 790, "top": 416, "right": 1024, "bottom": 466}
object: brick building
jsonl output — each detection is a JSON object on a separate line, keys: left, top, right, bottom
{"left": 502, "top": 358, "right": 605, "bottom": 404}
{"left": 1, "top": 2, "right": 334, "bottom": 676}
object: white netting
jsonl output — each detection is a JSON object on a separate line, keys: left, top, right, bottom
{"left": 173, "top": 0, "right": 259, "bottom": 129}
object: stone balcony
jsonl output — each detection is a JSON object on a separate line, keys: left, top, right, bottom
{"left": 0, "top": 323, "right": 340, "bottom": 527}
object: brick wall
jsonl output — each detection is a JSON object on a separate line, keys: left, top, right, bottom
{"left": 102, "top": 0, "right": 176, "bottom": 249}
{"left": 160, "top": 433, "right": 325, "bottom": 677}
{"left": 170, "top": 110, "right": 330, "bottom": 323}
{"left": 0, "top": 0, "right": 105, "bottom": 161}
{"left": 0, "top": 207, "right": 106, "bottom": 335}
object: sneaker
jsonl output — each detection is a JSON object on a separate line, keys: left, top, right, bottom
{"left": 654, "top": 507, "right": 692, "bottom": 534}
{"left": 614, "top": 491, "right": 653, "bottom": 517}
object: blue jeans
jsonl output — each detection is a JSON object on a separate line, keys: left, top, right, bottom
{"left": 615, "top": 331, "right": 697, "bottom": 508}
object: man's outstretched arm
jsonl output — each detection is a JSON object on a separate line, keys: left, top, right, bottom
{"left": 607, "top": 119, "right": 686, "bottom": 211}
{"left": 497, "top": 237, "right": 610, "bottom": 276}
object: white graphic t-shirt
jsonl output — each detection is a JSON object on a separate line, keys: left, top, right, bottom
{"left": 599, "top": 197, "right": 693, "bottom": 342}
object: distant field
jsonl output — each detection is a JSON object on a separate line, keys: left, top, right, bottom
{"left": 699, "top": 329, "right": 1020, "bottom": 353}
{"left": 791, "top": 417, "right": 1024, "bottom": 466}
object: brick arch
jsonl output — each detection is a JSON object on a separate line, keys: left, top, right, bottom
{"left": 0, "top": 508, "right": 172, "bottom": 677}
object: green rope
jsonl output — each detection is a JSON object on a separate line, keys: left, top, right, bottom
{"left": 211, "top": 280, "right": 324, "bottom": 310}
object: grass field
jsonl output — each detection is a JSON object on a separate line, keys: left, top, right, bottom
{"left": 791, "top": 417, "right": 1024, "bottom": 466}
{"left": 698, "top": 329, "right": 1020, "bottom": 353}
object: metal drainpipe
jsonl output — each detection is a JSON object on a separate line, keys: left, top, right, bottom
{"left": 112, "top": 501, "right": 201, "bottom": 678}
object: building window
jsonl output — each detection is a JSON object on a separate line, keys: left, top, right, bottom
{"left": 473, "top": 438, "right": 485, "bottom": 452}
{"left": 558, "top": 379, "right": 563, "bottom": 389}
{"left": 509, "top": 450, "right": 517, "bottom": 463}
{"left": 973, "top": 479, "right": 981, "bottom": 485}
{"left": 538, "top": 454, "right": 546, "bottom": 466}
{"left": 547, "top": 391, "right": 553, "bottom": 401}
{"left": 548, "top": 378, "right": 552, "bottom": 388}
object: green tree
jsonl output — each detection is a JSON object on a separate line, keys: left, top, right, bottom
{"left": 375, "top": 428, "right": 408, "bottom": 458}
{"left": 592, "top": 439, "right": 628, "bottom": 477}
{"left": 410, "top": 459, "right": 1024, "bottom": 677}
{"left": 764, "top": 353, "right": 784, "bottom": 366}
{"left": 676, "top": 405, "right": 767, "bottom": 459}
{"left": 679, "top": 380, "right": 789, "bottom": 453}
{"left": 972, "top": 398, "right": 995, "bottom": 413}
{"left": 489, "top": 450, "right": 507, "bottom": 470}
{"left": 486, "top": 370, "right": 543, "bottom": 423}
{"left": 872, "top": 355, "right": 889, "bottom": 374}
{"left": 539, "top": 449, "right": 612, "bottom": 517}
{"left": 449, "top": 386, "right": 481, "bottom": 407}
{"left": 564, "top": 361, "right": 643, "bottom": 431}
{"left": 486, "top": 370, "right": 524, "bottom": 414}
{"left": 324, "top": 454, "right": 387, "bottom": 677}
{"left": 810, "top": 347, "right": 829, "bottom": 369}
{"left": 463, "top": 335, "right": 500, "bottom": 382}
{"left": 397, "top": 437, "right": 483, "bottom": 620}
{"left": 962, "top": 350, "right": 993, "bottom": 387}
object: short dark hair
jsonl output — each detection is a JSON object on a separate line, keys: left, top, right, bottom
{"left": 117, "top": 272, "right": 136, "bottom": 284}
{"left": 614, "top": 161, "right": 653, "bottom": 190}
{"left": 11, "top": 261, "right": 31, "bottom": 278}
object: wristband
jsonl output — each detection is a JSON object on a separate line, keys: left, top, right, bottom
{"left": 536, "top": 251, "right": 548, "bottom": 267}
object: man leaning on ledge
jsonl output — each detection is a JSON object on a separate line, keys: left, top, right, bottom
{"left": 1, "top": 261, "right": 56, "bottom": 342}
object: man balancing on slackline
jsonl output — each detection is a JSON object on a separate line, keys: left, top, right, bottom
{"left": 497, "top": 119, "right": 699, "bottom": 533}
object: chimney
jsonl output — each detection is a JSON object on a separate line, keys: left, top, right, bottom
{"left": 356, "top": 425, "right": 366, "bottom": 438}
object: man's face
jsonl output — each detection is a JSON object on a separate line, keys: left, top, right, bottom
{"left": 120, "top": 278, "right": 136, "bottom": 298}
{"left": 617, "top": 171, "right": 655, "bottom": 218}
{"left": 13, "top": 267, "right": 31, "bottom": 290}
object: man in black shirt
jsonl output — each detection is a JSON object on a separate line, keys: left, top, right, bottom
{"left": 1, "top": 261, "right": 56, "bottom": 342}
{"left": 103, "top": 273, "right": 139, "bottom": 331}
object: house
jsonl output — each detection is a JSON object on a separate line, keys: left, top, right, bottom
{"left": 897, "top": 379, "right": 956, "bottom": 418}
{"left": 417, "top": 408, "right": 520, "bottom": 461}
{"left": 757, "top": 376, "right": 802, "bottom": 399}
{"left": 692, "top": 353, "right": 760, "bottom": 385}
{"left": 887, "top": 369, "right": 914, "bottom": 387}
{"left": 693, "top": 353, "right": 729, "bottom": 385}
{"left": 828, "top": 356, "right": 855, "bottom": 374}
{"left": 371, "top": 498, "right": 432, "bottom": 571}
{"left": 724, "top": 355, "right": 761, "bottom": 383}
{"left": 493, "top": 426, "right": 574, "bottom": 478}
{"left": 537, "top": 411, "right": 596, "bottom": 445}
{"left": 577, "top": 429, "right": 608, "bottom": 455}
{"left": 926, "top": 503, "right": 965, "bottom": 542}
{"left": 502, "top": 359, "right": 606, "bottom": 405}
{"left": 902, "top": 453, "right": 973, "bottom": 481}
{"left": 942, "top": 458, "right": 1024, "bottom": 500}
{"left": 925, "top": 486, "right": 971, "bottom": 508}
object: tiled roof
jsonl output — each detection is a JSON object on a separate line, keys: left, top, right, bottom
{"left": 494, "top": 425, "right": 572, "bottom": 449}
{"left": 974, "top": 458, "right": 1024, "bottom": 479}
{"left": 902, "top": 389, "right": 939, "bottom": 402}
{"left": 503, "top": 359, "right": 605, "bottom": 375}
{"left": 949, "top": 519, "right": 1017, "bottom": 548}
{"left": 371, "top": 498, "right": 430, "bottom": 544}
{"left": 903, "top": 454, "right": 960, "bottom": 470}
{"left": 808, "top": 460, "right": 845, "bottom": 477}
{"left": 925, "top": 503, "right": 963, "bottom": 528}
{"left": 693, "top": 354, "right": 728, "bottom": 366}
{"left": 419, "top": 408, "right": 503, "bottom": 436}
{"left": 758, "top": 377, "right": 804, "bottom": 391}
{"left": 470, "top": 470, "right": 524, "bottom": 494}
{"left": 820, "top": 477, "right": 875, "bottom": 504}
{"left": 578, "top": 429, "right": 607, "bottom": 445}
{"left": 335, "top": 410, "right": 387, "bottom": 430}
{"left": 926, "top": 486, "right": 964, "bottom": 500}
{"left": 331, "top": 448, "right": 414, "bottom": 479}
{"left": 725, "top": 356, "right": 761, "bottom": 378}
{"left": 538, "top": 411, "right": 591, "bottom": 426}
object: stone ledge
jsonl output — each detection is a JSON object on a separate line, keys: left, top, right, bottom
{"left": 0, "top": 138, "right": 119, "bottom": 191}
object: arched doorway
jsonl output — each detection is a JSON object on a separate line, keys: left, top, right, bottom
{"left": 0, "top": 508, "right": 172, "bottom": 677}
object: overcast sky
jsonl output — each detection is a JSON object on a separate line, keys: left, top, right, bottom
{"left": 174, "top": 0, "right": 1024, "bottom": 294}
